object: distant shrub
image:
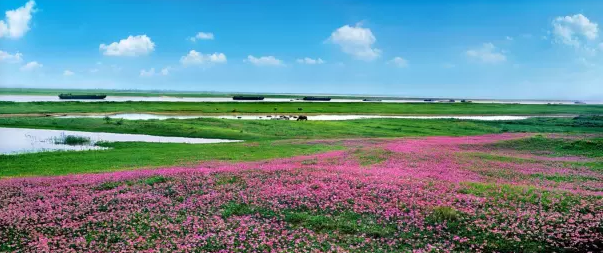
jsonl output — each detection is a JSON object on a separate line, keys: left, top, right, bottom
{"left": 95, "top": 181, "right": 122, "bottom": 191}
{"left": 430, "top": 206, "right": 460, "bottom": 222}
{"left": 54, "top": 135, "right": 91, "bottom": 145}
{"left": 103, "top": 116, "right": 111, "bottom": 123}
{"left": 115, "top": 119, "right": 124, "bottom": 125}
{"left": 215, "top": 175, "right": 244, "bottom": 186}
{"left": 143, "top": 176, "right": 169, "bottom": 186}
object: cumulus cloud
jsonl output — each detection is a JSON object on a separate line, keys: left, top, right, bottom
{"left": 180, "top": 50, "right": 227, "bottom": 65}
{"left": 388, "top": 57, "right": 408, "bottom": 68}
{"left": 189, "top": 32, "right": 214, "bottom": 42}
{"left": 466, "top": 43, "right": 506, "bottom": 63}
{"left": 20, "top": 61, "right": 42, "bottom": 71}
{"left": 99, "top": 35, "right": 155, "bottom": 56}
{"left": 552, "top": 14, "right": 598, "bottom": 47}
{"left": 63, "top": 70, "right": 74, "bottom": 76}
{"left": 296, "top": 57, "right": 324, "bottom": 65}
{"left": 0, "top": 50, "right": 23, "bottom": 63}
{"left": 327, "top": 23, "right": 381, "bottom": 61}
{"left": 0, "top": 0, "right": 36, "bottom": 39}
{"left": 246, "top": 55, "right": 284, "bottom": 66}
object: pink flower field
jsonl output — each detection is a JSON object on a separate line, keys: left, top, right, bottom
{"left": 1, "top": 133, "right": 602, "bottom": 252}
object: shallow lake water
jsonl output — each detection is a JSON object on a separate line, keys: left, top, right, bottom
{"left": 1, "top": 95, "right": 597, "bottom": 104}
{"left": 56, "top": 113, "right": 554, "bottom": 121}
{"left": 0, "top": 127, "right": 240, "bottom": 155}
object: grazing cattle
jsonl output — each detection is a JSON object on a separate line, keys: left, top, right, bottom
{"left": 297, "top": 115, "right": 308, "bottom": 121}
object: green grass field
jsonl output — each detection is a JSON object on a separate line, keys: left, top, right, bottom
{"left": 1, "top": 101, "right": 602, "bottom": 115}
{"left": 0, "top": 141, "right": 340, "bottom": 178}
{"left": 1, "top": 116, "right": 602, "bottom": 177}
{"left": 487, "top": 134, "right": 603, "bottom": 158}
{"left": 2, "top": 116, "right": 602, "bottom": 141}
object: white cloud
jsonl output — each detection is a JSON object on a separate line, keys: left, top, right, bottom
{"left": 140, "top": 67, "right": 170, "bottom": 77}
{"left": 99, "top": 35, "right": 155, "bottom": 56}
{"left": 63, "top": 70, "right": 74, "bottom": 76}
{"left": 296, "top": 57, "right": 324, "bottom": 65}
{"left": 0, "top": 0, "right": 36, "bottom": 39}
{"left": 189, "top": 32, "right": 214, "bottom": 42}
{"left": 160, "top": 67, "right": 170, "bottom": 75}
{"left": 20, "top": 61, "right": 42, "bottom": 71}
{"left": 0, "top": 50, "right": 23, "bottom": 63}
{"left": 327, "top": 23, "right": 381, "bottom": 61}
{"left": 246, "top": 55, "right": 283, "bottom": 66}
{"left": 180, "top": 50, "right": 227, "bottom": 65}
{"left": 552, "top": 14, "right": 598, "bottom": 47}
{"left": 89, "top": 68, "right": 99, "bottom": 73}
{"left": 388, "top": 57, "right": 408, "bottom": 68}
{"left": 140, "top": 68, "right": 156, "bottom": 77}
{"left": 466, "top": 43, "right": 506, "bottom": 63}
{"left": 506, "top": 36, "right": 513, "bottom": 41}
{"left": 443, "top": 63, "right": 456, "bottom": 68}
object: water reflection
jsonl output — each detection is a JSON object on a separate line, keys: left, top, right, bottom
{"left": 0, "top": 127, "right": 240, "bottom": 155}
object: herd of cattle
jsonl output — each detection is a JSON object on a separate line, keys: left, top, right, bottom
{"left": 232, "top": 115, "right": 309, "bottom": 121}
{"left": 269, "top": 115, "right": 308, "bottom": 121}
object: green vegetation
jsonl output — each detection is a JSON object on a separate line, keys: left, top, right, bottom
{"left": 214, "top": 175, "right": 244, "bottom": 186}
{"left": 53, "top": 135, "right": 91, "bottom": 145}
{"left": 219, "top": 201, "right": 396, "bottom": 238}
{"left": 0, "top": 117, "right": 502, "bottom": 140}
{"left": 283, "top": 210, "right": 396, "bottom": 238}
{"left": 220, "top": 202, "right": 276, "bottom": 219}
{"left": 457, "top": 182, "right": 597, "bottom": 212}
{"left": 0, "top": 141, "right": 339, "bottom": 178}
{"left": 479, "top": 115, "right": 603, "bottom": 133}
{"left": 488, "top": 134, "right": 603, "bottom": 157}
{"left": 143, "top": 176, "right": 169, "bottom": 186}
{"left": 353, "top": 148, "right": 394, "bottom": 166}
{"left": 1, "top": 100, "right": 602, "bottom": 115}
{"left": 429, "top": 206, "right": 460, "bottom": 222}
{"left": 1, "top": 116, "right": 602, "bottom": 142}
{"left": 1, "top": 116, "right": 601, "bottom": 177}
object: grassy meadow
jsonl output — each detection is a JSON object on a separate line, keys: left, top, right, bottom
{"left": 2, "top": 100, "right": 603, "bottom": 115}
{"left": 0, "top": 115, "right": 602, "bottom": 177}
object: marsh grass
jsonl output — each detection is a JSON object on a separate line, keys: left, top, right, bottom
{"left": 53, "top": 135, "right": 91, "bottom": 145}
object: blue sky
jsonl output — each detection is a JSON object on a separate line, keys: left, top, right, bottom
{"left": 1, "top": 0, "right": 603, "bottom": 100}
